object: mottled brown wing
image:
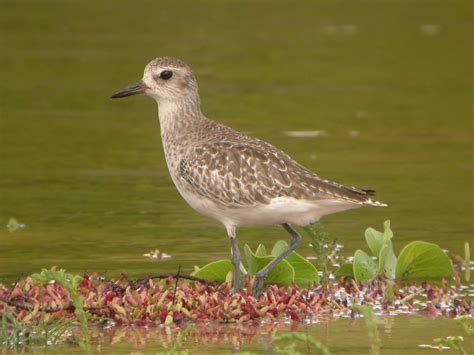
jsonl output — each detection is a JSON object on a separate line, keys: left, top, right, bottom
{"left": 178, "top": 141, "right": 375, "bottom": 208}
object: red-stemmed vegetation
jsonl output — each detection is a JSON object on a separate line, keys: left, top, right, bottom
{"left": 0, "top": 271, "right": 470, "bottom": 326}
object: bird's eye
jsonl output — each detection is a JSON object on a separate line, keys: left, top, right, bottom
{"left": 160, "top": 70, "right": 173, "bottom": 80}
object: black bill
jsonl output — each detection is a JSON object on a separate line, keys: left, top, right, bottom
{"left": 111, "top": 80, "right": 148, "bottom": 99}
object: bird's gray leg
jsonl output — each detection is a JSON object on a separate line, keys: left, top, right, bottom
{"left": 227, "top": 226, "right": 241, "bottom": 293}
{"left": 252, "top": 223, "right": 301, "bottom": 297}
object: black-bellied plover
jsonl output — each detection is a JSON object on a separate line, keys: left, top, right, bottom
{"left": 111, "top": 57, "right": 386, "bottom": 296}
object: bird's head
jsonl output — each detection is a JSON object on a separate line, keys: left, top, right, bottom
{"left": 111, "top": 57, "right": 199, "bottom": 103}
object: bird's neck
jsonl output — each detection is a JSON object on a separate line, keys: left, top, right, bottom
{"left": 157, "top": 98, "right": 202, "bottom": 134}
{"left": 156, "top": 97, "right": 204, "bottom": 146}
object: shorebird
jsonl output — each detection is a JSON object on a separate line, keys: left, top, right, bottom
{"left": 111, "top": 57, "right": 386, "bottom": 296}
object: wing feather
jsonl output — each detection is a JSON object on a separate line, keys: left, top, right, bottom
{"left": 178, "top": 141, "right": 377, "bottom": 208}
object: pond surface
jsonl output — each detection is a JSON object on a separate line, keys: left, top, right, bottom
{"left": 1, "top": 0, "right": 472, "bottom": 353}
{"left": 12, "top": 315, "right": 473, "bottom": 354}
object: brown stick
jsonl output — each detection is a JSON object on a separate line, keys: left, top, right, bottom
{"left": 136, "top": 273, "right": 215, "bottom": 285}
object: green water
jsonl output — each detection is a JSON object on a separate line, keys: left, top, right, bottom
{"left": 12, "top": 315, "right": 474, "bottom": 354}
{"left": 1, "top": 0, "right": 472, "bottom": 353}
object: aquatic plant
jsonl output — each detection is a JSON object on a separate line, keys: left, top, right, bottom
{"left": 272, "top": 332, "right": 331, "bottom": 355}
{"left": 0, "top": 221, "right": 470, "bottom": 352}
{"left": 433, "top": 336, "right": 466, "bottom": 355}
{"left": 194, "top": 221, "right": 454, "bottom": 287}
{"left": 431, "top": 316, "right": 474, "bottom": 355}
{"left": 156, "top": 323, "right": 195, "bottom": 355}
{"left": 396, "top": 241, "right": 454, "bottom": 281}
{"left": 352, "top": 304, "right": 381, "bottom": 355}
{"left": 0, "top": 270, "right": 88, "bottom": 350}
{"left": 336, "top": 221, "right": 453, "bottom": 283}
{"left": 463, "top": 242, "right": 470, "bottom": 282}
{"left": 455, "top": 316, "right": 474, "bottom": 337}
{"left": 192, "top": 240, "right": 319, "bottom": 288}
{"left": 6, "top": 218, "right": 25, "bottom": 233}
{"left": 304, "top": 223, "right": 335, "bottom": 294}
{"left": 31, "top": 268, "right": 92, "bottom": 353}
{"left": 1, "top": 269, "right": 469, "bottom": 327}
{"left": 0, "top": 301, "right": 73, "bottom": 348}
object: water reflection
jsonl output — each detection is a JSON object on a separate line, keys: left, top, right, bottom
{"left": 90, "top": 321, "right": 290, "bottom": 352}
{"left": 74, "top": 314, "right": 469, "bottom": 354}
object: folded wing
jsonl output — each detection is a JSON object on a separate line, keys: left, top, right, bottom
{"left": 178, "top": 141, "right": 380, "bottom": 208}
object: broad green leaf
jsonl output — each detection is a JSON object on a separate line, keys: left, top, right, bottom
{"left": 365, "top": 228, "right": 385, "bottom": 256}
{"left": 271, "top": 240, "right": 319, "bottom": 286}
{"left": 396, "top": 241, "right": 453, "bottom": 281}
{"left": 265, "top": 259, "right": 295, "bottom": 286}
{"left": 334, "top": 263, "right": 354, "bottom": 277}
{"left": 255, "top": 244, "right": 267, "bottom": 256}
{"left": 365, "top": 220, "right": 393, "bottom": 256}
{"left": 271, "top": 240, "right": 288, "bottom": 257}
{"left": 191, "top": 259, "right": 233, "bottom": 283}
{"left": 353, "top": 250, "right": 377, "bottom": 282}
{"left": 383, "top": 220, "right": 393, "bottom": 239}
{"left": 378, "top": 244, "right": 387, "bottom": 274}
{"left": 244, "top": 244, "right": 259, "bottom": 275}
{"left": 378, "top": 240, "right": 397, "bottom": 279}
{"left": 244, "top": 244, "right": 295, "bottom": 286}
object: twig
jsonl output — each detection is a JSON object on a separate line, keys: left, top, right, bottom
{"left": 95, "top": 274, "right": 126, "bottom": 294}
{"left": 82, "top": 271, "right": 214, "bottom": 286}
{"left": 172, "top": 265, "right": 181, "bottom": 305}
{"left": 120, "top": 272, "right": 137, "bottom": 289}
{"left": 136, "top": 273, "right": 216, "bottom": 285}
{"left": 3, "top": 299, "right": 75, "bottom": 313}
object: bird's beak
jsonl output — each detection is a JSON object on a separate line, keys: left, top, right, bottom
{"left": 111, "top": 80, "right": 148, "bottom": 99}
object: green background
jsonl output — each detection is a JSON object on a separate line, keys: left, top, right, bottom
{"left": 1, "top": 0, "right": 471, "bottom": 281}
{"left": 1, "top": 0, "right": 472, "bottom": 352}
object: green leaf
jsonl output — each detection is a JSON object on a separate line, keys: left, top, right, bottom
{"left": 271, "top": 240, "right": 320, "bottom": 287}
{"left": 190, "top": 259, "right": 233, "bottom": 283}
{"left": 365, "top": 220, "right": 393, "bottom": 256}
{"left": 353, "top": 250, "right": 377, "bottom": 282}
{"left": 255, "top": 244, "right": 267, "bottom": 256}
{"left": 383, "top": 220, "right": 394, "bottom": 239}
{"left": 385, "top": 280, "right": 394, "bottom": 303}
{"left": 265, "top": 259, "right": 295, "bottom": 286}
{"left": 32, "top": 268, "right": 83, "bottom": 289}
{"left": 291, "top": 259, "right": 319, "bottom": 287}
{"left": 378, "top": 240, "right": 397, "bottom": 279}
{"left": 6, "top": 218, "right": 25, "bottom": 233}
{"left": 365, "top": 228, "right": 385, "bottom": 256}
{"left": 244, "top": 244, "right": 295, "bottom": 286}
{"left": 270, "top": 240, "right": 288, "bottom": 257}
{"left": 244, "top": 244, "right": 259, "bottom": 275}
{"left": 396, "top": 241, "right": 453, "bottom": 281}
{"left": 239, "top": 262, "right": 248, "bottom": 276}
{"left": 335, "top": 263, "right": 354, "bottom": 277}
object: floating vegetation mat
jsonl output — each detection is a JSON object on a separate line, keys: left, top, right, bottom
{"left": 0, "top": 271, "right": 470, "bottom": 327}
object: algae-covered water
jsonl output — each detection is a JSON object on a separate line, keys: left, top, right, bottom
{"left": 1, "top": 0, "right": 472, "bottom": 353}
{"left": 12, "top": 315, "right": 473, "bottom": 354}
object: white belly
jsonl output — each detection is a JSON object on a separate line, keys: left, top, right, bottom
{"left": 174, "top": 181, "right": 361, "bottom": 228}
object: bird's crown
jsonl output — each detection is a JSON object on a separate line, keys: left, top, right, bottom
{"left": 146, "top": 57, "right": 190, "bottom": 71}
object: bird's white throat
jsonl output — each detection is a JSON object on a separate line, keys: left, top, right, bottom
{"left": 156, "top": 98, "right": 202, "bottom": 134}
